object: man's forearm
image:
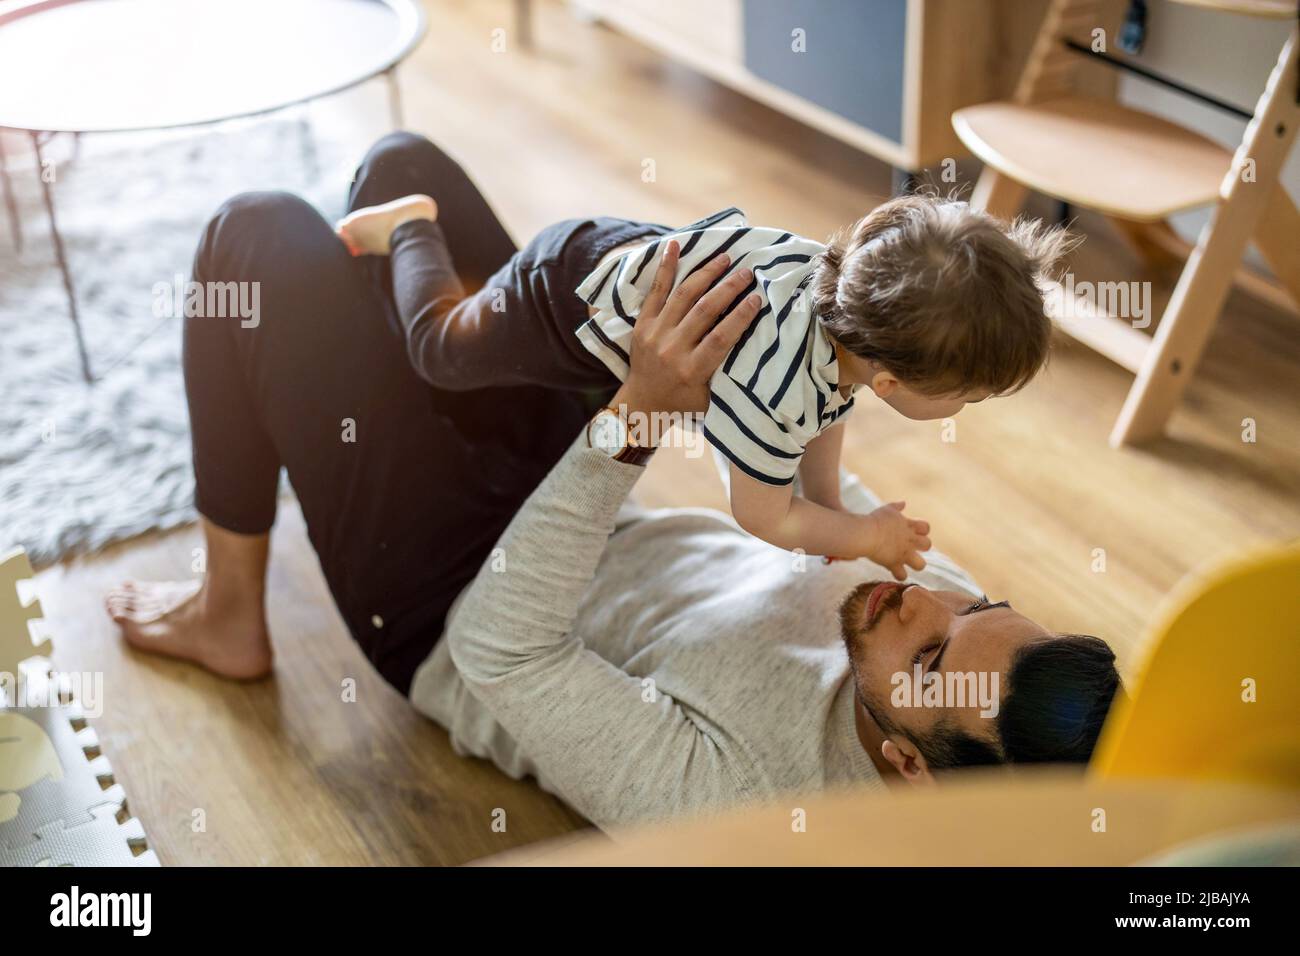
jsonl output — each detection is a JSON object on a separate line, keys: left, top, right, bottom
{"left": 445, "top": 432, "right": 644, "bottom": 684}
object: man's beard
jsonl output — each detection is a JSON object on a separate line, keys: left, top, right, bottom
{"left": 838, "top": 581, "right": 876, "bottom": 667}
{"left": 838, "top": 580, "right": 908, "bottom": 662}
{"left": 839, "top": 581, "right": 910, "bottom": 741}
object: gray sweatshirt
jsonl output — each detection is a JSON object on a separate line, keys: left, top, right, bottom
{"left": 409, "top": 436, "right": 984, "bottom": 831}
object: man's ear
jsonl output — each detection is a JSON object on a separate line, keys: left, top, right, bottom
{"left": 869, "top": 370, "right": 899, "bottom": 399}
{"left": 881, "top": 738, "right": 936, "bottom": 786}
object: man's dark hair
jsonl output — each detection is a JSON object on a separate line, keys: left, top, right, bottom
{"left": 915, "top": 635, "right": 1124, "bottom": 770}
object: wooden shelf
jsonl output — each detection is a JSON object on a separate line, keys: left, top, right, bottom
{"left": 572, "top": 0, "right": 1051, "bottom": 172}
{"left": 953, "top": 94, "right": 1233, "bottom": 221}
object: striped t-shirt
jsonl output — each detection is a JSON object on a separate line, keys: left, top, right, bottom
{"left": 575, "top": 208, "right": 856, "bottom": 486}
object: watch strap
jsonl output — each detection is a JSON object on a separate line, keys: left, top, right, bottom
{"left": 613, "top": 443, "right": 656, "bottom": 466}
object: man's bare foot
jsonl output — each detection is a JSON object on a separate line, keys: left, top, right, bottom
{"left": 335, "top": 194, "right": 438, "bottom": 256}
{"left": 104, "top": 580, "right": 273, "bottom": 680}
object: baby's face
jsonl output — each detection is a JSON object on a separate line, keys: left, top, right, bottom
{"left": 835, "top": 350, "right": 991, "bottom": 420}
{"left": 878, "top": 383, "right": 990, "bottom": 421}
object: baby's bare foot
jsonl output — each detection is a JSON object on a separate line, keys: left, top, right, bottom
{"left": 335, "top": 194, "right": 438, "bottom": 256}
{"left": 105, "top": 579, "right": 272, "bottom": 680}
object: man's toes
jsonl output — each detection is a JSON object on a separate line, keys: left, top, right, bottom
{"left": 133, "top": 600, "right": 169, "bottom": 621}
{"left": 106, "top": 587, "right": 166, "bottom": 621}
{"left": 105, "top": 590, "right": 134, "bottom": 613}
{"left": 107, "top": 601, "right": 145, "bottom": 624}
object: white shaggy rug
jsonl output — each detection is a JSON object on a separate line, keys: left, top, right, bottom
{"left": 0, "top": 120, "right": 349, "bottom": 566}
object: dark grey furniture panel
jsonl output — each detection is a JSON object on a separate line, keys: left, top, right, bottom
{"left": 742, "top": 0, "right": 907, "bottom": 144}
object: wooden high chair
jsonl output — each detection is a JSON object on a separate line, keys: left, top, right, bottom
{"left": 952, "top": 0, "right": 1299, "bottom": 447}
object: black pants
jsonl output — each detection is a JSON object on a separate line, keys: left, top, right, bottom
{"left": 184, "top": 132, "right": 657, "bottom": 692}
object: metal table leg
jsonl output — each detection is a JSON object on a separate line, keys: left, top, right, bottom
{"left": 514, "top": 0, "right": 533, "bottom": 49}
{"left": 296, "top": 106, "right": 319, "bottom": 183}
{"left": 385, "top": 67, "right": 404, "bottom": 130}
{"left": 31, "top": 130, "right": 92, "bottom": 384}
{"left": 0, "top": 130, "right": 22, "bottom": 253}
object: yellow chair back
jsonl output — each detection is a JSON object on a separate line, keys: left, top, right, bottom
{"left": 1092, "top": 541, "right": 1300, "bottom": 786}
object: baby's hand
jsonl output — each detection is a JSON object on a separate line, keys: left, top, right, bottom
{"left": 859, "top": 501, "right": 931, "bottom": 581}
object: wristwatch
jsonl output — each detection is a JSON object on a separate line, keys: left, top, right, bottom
{"left": 587, "top": 406, "right": 656, "bottom": 466}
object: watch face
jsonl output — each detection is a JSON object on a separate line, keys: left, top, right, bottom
{"left": 590, "top": 411, "right": 627, "bottom": 457}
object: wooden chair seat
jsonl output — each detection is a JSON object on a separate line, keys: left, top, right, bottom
{"left": 952, "top": 94, "right": 1232, "bottom": 221}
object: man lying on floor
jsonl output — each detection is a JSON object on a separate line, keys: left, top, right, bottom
{"left": 106, "top": 133, "right": 1123, "bottom": 831}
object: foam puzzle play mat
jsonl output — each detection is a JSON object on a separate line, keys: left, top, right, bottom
{"left": 0, "top": 547, "right": 159, "bottom": 866}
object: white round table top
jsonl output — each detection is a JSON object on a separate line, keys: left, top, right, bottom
{"left": 0, "top": 0, "right": 425, "bottom": 133}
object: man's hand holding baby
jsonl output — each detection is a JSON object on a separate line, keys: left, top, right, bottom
{"left": 610, "top": 240, "right": 762, "bottom": 431}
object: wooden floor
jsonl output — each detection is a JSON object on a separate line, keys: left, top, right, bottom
{"left": 30, "top": 0, "right": 1300, "bottom": 866}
